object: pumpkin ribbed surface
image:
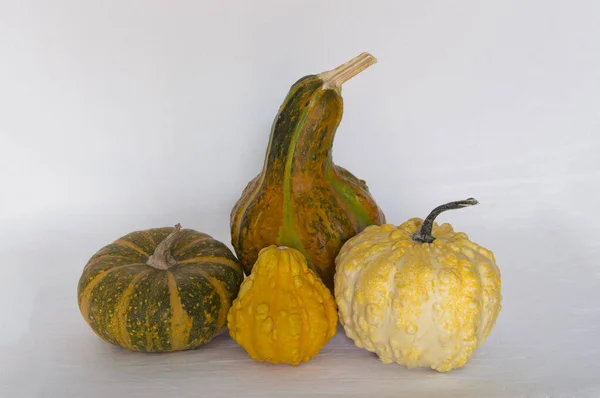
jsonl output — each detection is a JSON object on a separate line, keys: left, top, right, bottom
{"left": 335, "top": 204, "right": 502, "bottom": 372}
{"left": 227, "top": 246, "right": 338, "bottom": 365}
{"left": 77, "top": 226, "right": 243, "bottom": 352}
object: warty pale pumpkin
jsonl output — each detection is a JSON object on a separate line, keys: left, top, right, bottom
{"left": 228, "top": 246, "right": 337, "bottom": 365}
{"left": 77, "top": 224, "right": 243, "bottom": 352}
{"left": 334, "top": 199, "right": 502, "bottom": 372}
{"left": 231, "top": 52, "right": 385, "bottom": 291}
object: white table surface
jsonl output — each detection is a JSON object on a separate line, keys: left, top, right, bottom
{"left": 2, "top": 248, "right": 599, "bottom": 398}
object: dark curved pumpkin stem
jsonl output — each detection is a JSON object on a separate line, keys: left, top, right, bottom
{"left": 412, "top": 198, "right": 479, "bottom": 243}
{"left": 146, "top": 224, "right": 182, "bottom": 270}
{"left": 319, "top": 52, "right": 377, "bottom": 92}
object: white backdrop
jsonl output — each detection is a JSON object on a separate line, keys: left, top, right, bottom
{"left": 1, "top": 1, "right": 599, "bottom": 397}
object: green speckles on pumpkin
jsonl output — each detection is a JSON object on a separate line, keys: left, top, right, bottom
{"left": 78, "top": 227, "right": 243, "bottom": 352}
{"left": 178, "top": 262, "right": 242, "bottom": 301}
{"left": 172, "top": 270, "right": 221, "bottom": 346}
{"left": 78, "top": 258, "right": 144, "bottom": 302}
{"left": 89, "top": 243, "right": 148, "bottom": 264}
{"left": 83, "top": 264, "right": 146, "bottom": 347}
{"left": 123, "top": 270, "right": 171, "bottom": 351}
{"left": 173, "top": 238, "right": 237, "bottom": 263}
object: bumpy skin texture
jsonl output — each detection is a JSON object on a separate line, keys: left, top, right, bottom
{"left": 77, "top": 227, "right": 244, "bottom": 352}
{"left": 230, "top": 75, "right": 385, "bottom": 292}
{"left": 227, "top": 246, "right": 338, "bottom": 365}
{"left": 334, "top": 219, "right": 502, "bottom": 372}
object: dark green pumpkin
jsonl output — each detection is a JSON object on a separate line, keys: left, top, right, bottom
{"left": 231, "top": 53, "right": 386, "bottom": 291}
{"left": 77, "top": 225, "right": 243, "bottom": 352}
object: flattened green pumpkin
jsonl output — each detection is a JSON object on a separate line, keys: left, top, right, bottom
{"left": 77, "top": 225, "right": 243, "bottom": 352}
{"left": 231, "top": 53, "right": 385, "bottom": 291}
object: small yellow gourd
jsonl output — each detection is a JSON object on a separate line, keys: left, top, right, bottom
{"left": 335, "top": 198, "right": 502, "bottom": 372}
{"left": 227, "top": 246, "right": 338, "bottom": 365}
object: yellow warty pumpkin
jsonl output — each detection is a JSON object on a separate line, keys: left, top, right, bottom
{"left": 334, "top": 198, "right": 502, "bottom": 372}
{"left": 227, "top": 246, "right": 338, "bottom": 365}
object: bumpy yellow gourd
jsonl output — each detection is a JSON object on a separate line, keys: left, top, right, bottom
{"left": 335, "top": 199, "right": 502, "bottom": 372}
{"left": 227, "top": 246, "right": 338, "bottom": 365}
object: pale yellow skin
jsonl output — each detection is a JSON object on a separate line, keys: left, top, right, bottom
{"left": 227, "top": 246, "right": 338, "bottom": 365}
{"left": 334, "top": 219, "right": 502, "bottom": 372}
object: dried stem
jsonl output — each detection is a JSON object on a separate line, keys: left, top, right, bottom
{"left": 318, "top": 52, "right": 377, "bottom": 92}
{"left": 412, "top": 199, "right": 479, "bottom": 243}
{"left": 146, "top": 224, "right": 182, "bottom": 270}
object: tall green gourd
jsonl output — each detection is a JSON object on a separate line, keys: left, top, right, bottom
{"left": 230, "top": 52, "right": 385, "bottom": 291}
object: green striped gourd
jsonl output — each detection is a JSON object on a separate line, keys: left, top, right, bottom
{"left": 230, "top": 52, "right": 385, "bottom": 291}
{"left": 77, "top": 224, "right": 243, "bottom": 352}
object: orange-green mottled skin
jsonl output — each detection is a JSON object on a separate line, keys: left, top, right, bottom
{"left": 230, "top": 75, "right": 385, "bottom": 291}
{"left": 77, "top": 227, "right": 243, "bottom": 352}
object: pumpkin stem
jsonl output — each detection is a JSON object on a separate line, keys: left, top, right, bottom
{"left": 412, "top": 198, "right": 479, "bottom": 243}
{"left": 319, "top": 52, "right": 377, "bottom": 92}
{"left": 146, "top": 224, "right": 182, "bottom": 270}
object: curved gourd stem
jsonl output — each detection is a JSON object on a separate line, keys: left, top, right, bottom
{"left": 318, "top": 52, "right": 377, "bottom": 92}
{"left": 146, "top": 224, "right": 182, "bottom": 270}
{"left": 412, "top": 198, "right": 479, "bottom": 243}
